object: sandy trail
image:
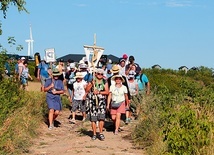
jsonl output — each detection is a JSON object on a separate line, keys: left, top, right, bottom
{"left": 28, "top": 82, "right": 144, "bottom": 155}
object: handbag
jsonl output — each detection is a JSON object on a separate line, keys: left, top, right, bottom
{"left": 111, "top": 101, "right": 123, "bottom": 108}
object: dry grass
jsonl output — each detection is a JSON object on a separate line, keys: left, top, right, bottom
{"left": 0, "top": 91, "right": 46, "bottom": 154}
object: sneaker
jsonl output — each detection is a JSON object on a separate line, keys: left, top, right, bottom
{"left": 99, "top": 134, "right": 105, "bottom": 141}
{"left": 48, "top": 125, "right": 54, "bottom": 130}
{"left": 91, "top": 135, "right": 97, "bottom": 140}
{"left": 69, "top": 119, "right": 76, "bottom": 124}
{"left": 125, "top": 118, "right": 129, "bottom": 124}
{"left": 114, "top": 130, "right": 118, "bottom": 135}
{"left": 82, "top": 117, "right": 86, "bottom": 121}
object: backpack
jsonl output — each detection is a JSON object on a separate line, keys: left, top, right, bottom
{"left": 137, "top": 74, "right": 147, "bottom": 91}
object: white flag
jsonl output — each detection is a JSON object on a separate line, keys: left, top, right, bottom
{"left": 45, "top": 48, "right": 56, "bottom": 63}
{"left": 84, "top": 47, "right": 104, "bottom": 68}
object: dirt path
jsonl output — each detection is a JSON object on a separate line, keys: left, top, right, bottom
{"left": 28, "top": 82, "right": 144, "bottom": 155}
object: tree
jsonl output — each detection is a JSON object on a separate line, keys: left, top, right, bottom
{"left": 0, "top": 0, "right": 28, "bottom": 35}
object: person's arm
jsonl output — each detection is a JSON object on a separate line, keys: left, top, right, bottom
{"left": 99, "top": 82, "right": 109, "bottom": 95}
{"left": 124, "top": 93, "right": 129, "bottom": 106}
{"left": 135, "top": 83, "right": 139, "bottom": 95}
{"left": 28, "top": 74, "right": 33, "bottom": 80}
{"left": 37, "top": 68, "right": 40, "bottom": 80}
{"left": 107, "top": 92, "right": 112, "bottom": 110}
{"left": 18, "top": 66, "right": 23, "bottom": 80}
{"left": 44, "top": 82, "right": 54, "bottom": 92}
{"left": 145, "top": 82, "right": 150, "bottom": 95}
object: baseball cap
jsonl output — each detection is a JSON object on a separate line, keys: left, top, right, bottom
{"left": 21, "top": 57, "right": 26, "bottom": 60}
{"left": 122, "top": 54, "right": 128, "bottom": 59}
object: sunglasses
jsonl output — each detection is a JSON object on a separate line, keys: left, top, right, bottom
{"left": 97, "top": 73, "right": 103, "bottom": 76}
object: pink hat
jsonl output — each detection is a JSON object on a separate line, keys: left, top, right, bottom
{"left": 122, "top": 54, "right": 128, "bottom": 59}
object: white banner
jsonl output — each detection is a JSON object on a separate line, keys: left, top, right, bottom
{"left": 45, "top": 48, "right": 56, "bottom": 63}
{"left": 84, "top": 47, "right": 104, "bottom": 68}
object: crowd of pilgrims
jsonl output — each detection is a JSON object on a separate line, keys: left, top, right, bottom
{"left": 35, "top": 54, "right": 150, "bottom": 141}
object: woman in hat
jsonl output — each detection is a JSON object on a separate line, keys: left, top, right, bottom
{"left": 107, "top": 74, "right": 129, "bottom": 135}
{"left": 85, "top": 68, "right": 109, "bottom": 141}
{"left": 70, "top": 72, "right": 87, "bottom": 124}
{"left": 44, "top": 68, "right": 65, "bottom": 130}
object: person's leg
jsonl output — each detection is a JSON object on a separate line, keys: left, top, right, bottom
{"left": 115, "top": 113, "right": 121, "bottom": 134}
{"left": 81, "top": 100, "right": 87, "bottom": 121}
{"left": 48, "top": 109, "right": 54, "bottom": 129}
{"left": 125, "top": 109, "right": 130, "bottom": 124}
{"left": 90, "top": 117, "right": 97, "bottom": 140}
{"left": 54, "top": 110, "right": 60, "bottom": 120}
{"left": 91, "top": 121, "right": 97, "bottom": 136}
{"left": 71, "top": 100, "right": 78, "bottom": 122}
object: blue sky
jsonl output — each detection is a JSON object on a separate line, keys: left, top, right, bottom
{"left": 0, "top": 0, "right": 214, "bottom": 69}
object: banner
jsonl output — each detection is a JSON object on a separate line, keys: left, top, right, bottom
{"left": 84, "top": 47, "right": 104, "bottom": 68}
{"left": 45, "top": 48, "right": 56, "bottom": 63}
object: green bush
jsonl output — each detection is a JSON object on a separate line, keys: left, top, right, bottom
{"left": 132, "top": 68, "right": 214, "bottom": 155}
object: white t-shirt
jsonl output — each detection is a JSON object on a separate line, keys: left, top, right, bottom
{"left": 110, "top": 84, "right": 127, "bottom": 103}
{"left": 73, "top": 80, "right": 87, "bottom": 100}
{"left": 118, "top": 65, "right": 126, "bottom": 76}
{"left": 127, "top": 80, "right": 138, "bottom": 96}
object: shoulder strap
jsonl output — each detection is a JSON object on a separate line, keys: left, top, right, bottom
{"left": 140, "top": 74, "right": 143, "bottom": 83}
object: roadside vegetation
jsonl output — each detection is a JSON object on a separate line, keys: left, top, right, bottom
{"left": 132, "top": 68, "right": 214, "bottom": 155}
{"left": 0, "top": 57, "right": 213, "bottom": 154}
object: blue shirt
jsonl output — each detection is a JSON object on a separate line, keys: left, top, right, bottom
{"left": 38, "top": 62, "right": 50, "bottom": 78}
{"left": 4, "top": 62, "right": 11, "bottom": 75}
{"left": 136, "top": 74, "right": 149, "bottom": 91}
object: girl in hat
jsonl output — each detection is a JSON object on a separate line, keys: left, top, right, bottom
{"left": 44, "top": 68, "right": 65, "bottom": 130}
{"left": 107, "top": 74, "right": 129, "bottom": 135}
{"left": 70, "top": 72, "right": 87, "bottom": 124}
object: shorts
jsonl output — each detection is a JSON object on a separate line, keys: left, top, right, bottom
{"left": 21, "top": 77, "right": 28, "bottom": 86}
{"left": 110, "top": 102, "right": 126, "bottom": 115}
{"left": 72, "top": 100, "right": 86, "bottom": 112}
{"left": 40, "top": 76, "right": 47, "bottom": 86}
{"left": 90, "top": 114, "right": 105, "bottom": 122}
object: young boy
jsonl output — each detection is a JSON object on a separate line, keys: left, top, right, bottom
{"left": 70, "top": 72, "right": 87, "bottom": 123}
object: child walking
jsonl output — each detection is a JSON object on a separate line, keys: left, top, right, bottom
{"left": 20, "top": 60, "right": 33, "bottom": 90}
{"left": 70, "top": 72, "right": 87, "bottom": 123}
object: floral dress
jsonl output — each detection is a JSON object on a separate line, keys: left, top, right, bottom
{"left": 86, "top": 79, "right": 107, "bottom": 121}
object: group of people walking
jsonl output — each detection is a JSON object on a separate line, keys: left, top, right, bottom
{"left": 37, "top": 54, "right": 150, "bottom": 141}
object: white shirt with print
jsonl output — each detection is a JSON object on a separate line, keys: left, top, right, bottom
{"left": 73, "top": 80, "right": 87, "bottom": 100}
{"left": 110, "top": 84, "right": 127, "bottom": 103}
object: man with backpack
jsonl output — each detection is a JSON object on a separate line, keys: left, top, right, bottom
{"left": 136, "top": 69, "right": 150, "bottom": 95}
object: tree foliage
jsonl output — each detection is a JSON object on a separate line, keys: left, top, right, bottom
{"left": 0, "top": 0, "right": 28, "bottom": 35}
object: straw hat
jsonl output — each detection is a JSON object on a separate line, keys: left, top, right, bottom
{"left": 74, "top": 72, "right": 84, "bottom": 79}
{"left": 110, "top": 65, "right": 120, "bottom": 74}
{"left": 52, "top": 68, "right": 62, "bottom": 76}
{"left": 112, "top": 74, "right": 125, "bottom": 83}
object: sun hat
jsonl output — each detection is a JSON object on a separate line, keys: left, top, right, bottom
{"left": 70, "top": 63, "right": 75, "bottom": 69}
{"left": 112, "top": 74, "right": 125, "bottom": 83}
{"left": 74, "top": 72, "right": 84, "bottom": 79}
{"left": 21, "top": 57, "right": 26, "bottom": 60}
{"left": 119, "top": 58, "right": 126, "bottom": 63}
{"left": 96, "top": 68, "right": 104, "bottom": 74}
{"left": 110, "top": 65, "right": 120, "bottom": 74}
{"left": 52, "top": 68, "right": 62, "bottom": 76}
{"left": 122, "top": 54, "right": 128, "bottom": 59}
{"left": 79, "top": 63, "right": 88, "bottom": 69}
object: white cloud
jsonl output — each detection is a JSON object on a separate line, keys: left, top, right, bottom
{"left": 165, "top": 0, "right": 192, "bottom": 7}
